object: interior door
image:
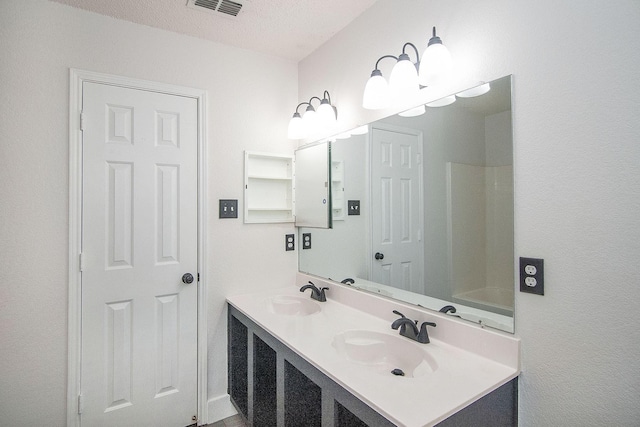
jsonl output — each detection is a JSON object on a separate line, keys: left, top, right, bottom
{"left": 81, "top": 82, "right": 198, "bottom": 426}
{"left": 370, "top": 126, "right": 424, "bottom": 293}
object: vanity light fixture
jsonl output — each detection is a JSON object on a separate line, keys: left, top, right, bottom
{"left": 302, "top": 99, "right": 319, "bottom": 131}
{"left": 364, "top": 26, "right": 453, "bottom": 110}
{"left": 363, "top": 43, "right": 421, "bottom": 110}
{"left": 419, "top": 27, "right": 453, "bottom": 87}
{"left": 287, "top": 103, "right": 307, "bottom": 140}
{"left": 388, "top": 43, "right": 421, "bottom": 106}
{"left": 287, "top": 91, "right": 338, "bottom": 140}
{"left": 362, "top": 55, "right": 394, "bottom": 110}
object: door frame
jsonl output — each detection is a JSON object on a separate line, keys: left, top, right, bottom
{"left": 67, "top": 69, "right": 209, "bottom": 426}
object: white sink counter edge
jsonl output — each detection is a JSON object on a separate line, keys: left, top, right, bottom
{"left": 227, "top": 274, "right": 520, "bottom": 427}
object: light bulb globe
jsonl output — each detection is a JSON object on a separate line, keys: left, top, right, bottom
{"left": 363, "top": 70, "right": 390, "bottom": 110}
{"left": 389, "top": 55, "right": 420, "bottom": 108}
{"left": 287, "top": 113, "right": 305, "bottom": 139}
{"left": 419, "top": 43, "right": 453, "bottom": 86}
{"left": 317, "top": 100, "right": 337, "bottom": 128}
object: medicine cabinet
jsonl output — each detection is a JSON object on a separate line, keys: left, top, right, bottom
{"left": 244, "top": 142, "right": 331, "bottom": 228}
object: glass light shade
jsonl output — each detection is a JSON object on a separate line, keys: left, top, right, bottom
{"left": 456, "top": 83, "right": 491, "bottom": 98}
{"left": 287, "top": 113, "right": 305, "bottom": 139}
{"left": 362, "top": 71, "right": 390, "bottom": 110}
{"left": 426, "top": 95, "right": 456, "bottom": 108}
{"left": 419, "top": 43, "right": 453, "bottom": 86}
{"left": 317, "top": 101, "right": 337, "bottom": 127}
{"left": 389, "top": 55, "right": 420, "bottom": 106}
{"left": 398, "top": 104, "right": 426, "bottom": 117}
{"left": 302, "top": 106, "right": 318, "bottom": 134}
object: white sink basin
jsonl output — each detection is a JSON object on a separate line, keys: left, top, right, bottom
{"left": 268, "top": 295, "right": 321, "bottom": 316}
{"left": 332, "top": 330, "right": 438, "bottom": 378}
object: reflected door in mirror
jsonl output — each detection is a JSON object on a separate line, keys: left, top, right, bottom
{"left": 371, "top": 126, "right": 424, "bottom": 294}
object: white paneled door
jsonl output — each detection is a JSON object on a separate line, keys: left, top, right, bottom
{"left": 370, "top": 126, "right": 424, "bottom": 294}
{"left": 81, "top": 82, "right": 198, "bottom": 426}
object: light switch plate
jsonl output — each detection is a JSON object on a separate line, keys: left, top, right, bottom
{"left": 348, "top": 200, "right": 360, "bottom": 215}
{"left": 219, "top": 199, "right": 238, "bottom": 218}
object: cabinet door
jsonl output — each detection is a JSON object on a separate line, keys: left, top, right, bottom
{"left": 253, "top": 335, "right": 277, "bottom": 426}
{"left": 294, "top": 142, "right": 332, "bottom": 228}
{"left": 228, "top": 315, "right": 248, "bottom": 417}
{"left": 284, "top": 361, "right": 322, "bottom": 427}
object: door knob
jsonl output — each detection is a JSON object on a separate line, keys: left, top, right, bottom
{"left": 374, "top": 252, "right": 384, "bottom": 260}
{"left": 182, "top": 273, "right": 194, "bottom": 284}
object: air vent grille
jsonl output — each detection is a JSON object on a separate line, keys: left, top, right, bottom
{"left": 194, "top": 0, "right": 219, "bottom": 11}
{"left": 218, "top": 0, "right": 242, "bottom": 16}
{"left": 190, "top": 0, "right": 244, "bottom": 17}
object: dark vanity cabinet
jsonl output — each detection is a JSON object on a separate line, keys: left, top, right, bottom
{"left": 228, "top": 305, "right": 394, "bottom": 427}
{"left": 228, "top": 305, "right": 517, "bottom": 427}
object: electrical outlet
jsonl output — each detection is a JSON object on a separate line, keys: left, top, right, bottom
{"left": 219, "top": 199, "right": 238, "bottom": 219}
{"left": 285, "top": 234, "right": 295, "bottom": 251}
{"left": 520, "top": 257, "right": 544, "bottom": 295}
{"left": 302, "top": 233, "right": 312, "bottom": 249}
{"left": 348, "top": 200, "right": 360, "bottom": 215}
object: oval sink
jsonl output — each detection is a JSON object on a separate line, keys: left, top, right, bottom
{"left": 268, "top": 295, "right": 321, "bottom": 316}
{"left": 332, "top": 330, "right": 438, "bottom": 378}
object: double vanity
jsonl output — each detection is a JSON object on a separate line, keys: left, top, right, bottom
{"left": 227, "top": 273, "right": 520, "bottom": 426}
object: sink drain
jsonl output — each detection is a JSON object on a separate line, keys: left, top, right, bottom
{"left": 391, "top": 368, "right": 405, "bottom": 376}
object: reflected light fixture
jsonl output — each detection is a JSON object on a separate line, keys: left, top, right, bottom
{"left": 426, "top": 95, "right": 456, "bottom": 108}
{"left": 288, "top": 91, "right": 338, "bottom": 139}
{"left": 398, "top": 104, "right": 426, "bottom": 117}
{"left": 419, "top": 27, "right": 453, "bottom": 87}
{"left": 350, "top": 125, "right": 369, "bottom": 135}
{"left": 331, "top": 124, "right": 369, "bottom": 141}
{"left": 456, "top": 82, "right": 491, "bottom": 98}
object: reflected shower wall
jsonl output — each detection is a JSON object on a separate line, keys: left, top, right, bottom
{"left": 447, "top": 162, "right": 514, "bottom": 315}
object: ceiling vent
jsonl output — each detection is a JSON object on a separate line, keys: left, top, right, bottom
{"left": 187, "top": 0, "right": 246, "bottom": 18}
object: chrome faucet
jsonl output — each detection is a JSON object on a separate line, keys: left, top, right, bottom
{"left": 391, "top": 310, "right": 437, "bottom": 344}
{"left": 299, "top": 281, "right": 328, "bottom": 302}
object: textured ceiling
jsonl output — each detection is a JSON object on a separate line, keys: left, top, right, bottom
{"left": 50, "top": 0, "right": 379, "bottom": 61}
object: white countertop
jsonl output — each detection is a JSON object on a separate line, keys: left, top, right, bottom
{"left": 227, "top": 274, "right": 520, "bottom": 427}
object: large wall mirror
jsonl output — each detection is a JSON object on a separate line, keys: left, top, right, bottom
{"left": 298, "top": 75, "right": 515, "bottom": 333}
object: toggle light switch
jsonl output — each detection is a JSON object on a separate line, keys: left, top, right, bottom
{"left": 219, "top": 199, "right": 238, "bottom": 219}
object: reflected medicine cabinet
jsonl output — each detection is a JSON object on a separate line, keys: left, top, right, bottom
{"left": 244, "top": 145, "right": 332, "bottom": 227}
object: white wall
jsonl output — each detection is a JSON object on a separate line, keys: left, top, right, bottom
{"left": 0, "top": 0, "right": 298, "bottom": 424}
{"left": 299, "top": 0, "right": 640, "bottom": 425}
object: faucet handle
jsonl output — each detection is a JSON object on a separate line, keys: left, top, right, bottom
{"left": 417, "top": 321, "right": 437, "bottom": 344}
{"left": 318, "top": 287, "right": 328, "bottom": 302}
{"left": 392, "top": 310, "right": 406, "bottom": 318}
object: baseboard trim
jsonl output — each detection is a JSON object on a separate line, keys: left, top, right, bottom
{"left": 206, "top": 394, "right": 238, "bottom": 424}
